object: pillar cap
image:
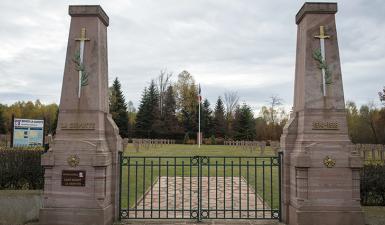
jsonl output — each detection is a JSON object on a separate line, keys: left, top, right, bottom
{"left": 69, "top": 5, "right": 109, "bottom": 26}
{"left": 296, "top": 2, "right": 337, "bottom": 24}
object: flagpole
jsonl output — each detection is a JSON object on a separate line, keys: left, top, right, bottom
{"left": 198, "top": 84, "right": 201, "bottom": 148}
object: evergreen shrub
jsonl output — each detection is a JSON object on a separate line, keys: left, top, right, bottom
{"left": 0, "top": 148, "right": 44, "bottom": 190}
{"left": 361, "top": 164, "right": 385, "bottom": 206}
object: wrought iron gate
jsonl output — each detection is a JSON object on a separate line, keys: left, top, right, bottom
{"left": 119, "top": 154, "right": 282, "bottom": 222}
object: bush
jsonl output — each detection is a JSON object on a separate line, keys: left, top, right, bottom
{"left": 361, "top": 164, "right": 385, "bottom": 206}
{"left": 183, "top": 133, "right": 190, "bottom": 144}
{"left": 215, "top": 137, "right": 224, "bottom": 145}
{"left": 203, "top": 138, "right": 212, "bottom": 145}
{"left": 186, "top": 139, "right": 196, "bottom": 145}
{"left": 0, "top": 149, "right": 44, "bottom": 190}
{"left": 210, "top": 135, "right": 216, "bottom": 145}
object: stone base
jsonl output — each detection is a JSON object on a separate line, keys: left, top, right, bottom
{"left": 39, "top": 204, "right": 113, "bottom": 225}
{"left": 289, "top": 206, "right": 365, "bottom": 225}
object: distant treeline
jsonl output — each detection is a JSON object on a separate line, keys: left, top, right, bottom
{"left": 0, "top": 76, "right": 384, "bottom": 144}
{"left": 346, "top": 101, "right": 385, "bottom": 144}
{"left": 0, "top": 100, "right": 58, "bottom": 136}
{"left": 109, "top": 70, "right": 288, "bottom": 142}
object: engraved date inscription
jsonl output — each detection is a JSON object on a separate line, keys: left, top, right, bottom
{"left": 61, "top": 122, "right": 95, "bottom": 130}
{"left": 312, "top": 121, "right": 339, "bottom": 130}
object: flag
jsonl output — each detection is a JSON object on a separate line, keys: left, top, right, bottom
{"left": 198, "top": 84, "right": 202, "bottom": 102}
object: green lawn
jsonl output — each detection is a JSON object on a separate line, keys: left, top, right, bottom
{"left": 121, "top": 144, "right": 280, "bottom": 214}
{"left": 124, "top": 144, "right": 277, "bottom": 157}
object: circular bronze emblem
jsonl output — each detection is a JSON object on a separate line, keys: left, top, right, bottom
{"left": 67, "top": 155, "right": 80, "bottom": 167}
{"left": 323, "top": 156, "right": 336, "bottom": 168}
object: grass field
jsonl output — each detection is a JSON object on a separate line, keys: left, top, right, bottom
{"left": 121, "top": 144, "right": 280, "bottom": 216}
{"left": 124, "top": 144, "right": 277, "bottom": 157}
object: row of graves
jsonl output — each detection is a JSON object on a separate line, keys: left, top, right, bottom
{"left": 223, "top": 140, "right": 281, "bottom": 155}
{"left": 355, "top": 144, "right": 385, "bottom": 162}
{"left": 125, "top": 138, "right": 176, "bottom": 152}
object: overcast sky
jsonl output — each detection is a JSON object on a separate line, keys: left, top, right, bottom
{"left": 0, "top": 0, "right": 384, "bottom": 113}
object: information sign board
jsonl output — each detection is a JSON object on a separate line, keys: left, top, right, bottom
{"left": 12, "top": 118, "right": 44, "bottom": 147}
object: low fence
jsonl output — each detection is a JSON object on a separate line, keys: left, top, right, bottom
{"left": 355, "top": 144, "right": 385, "bottom": 162}
{"left": 224, "top": 141, "right": 280, "bottom": 155}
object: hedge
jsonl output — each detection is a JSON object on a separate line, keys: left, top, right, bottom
{"left": 361, "top": 164, "right": 385, "bottom": 206}
{"left": 0, "top": 148, "right": 44, "bottom": 190}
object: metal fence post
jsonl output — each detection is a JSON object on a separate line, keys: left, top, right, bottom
{"left": 118, "top": 151, "right": 122, "bottom": 221}
{"left": 278, "top": 151, "right": 283, "bottom": 222}
{"left": 198, "top": 156, "right": 202, "bottom": 222}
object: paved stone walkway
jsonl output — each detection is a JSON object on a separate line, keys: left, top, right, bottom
{"left": 127, "top": 176, "right": 273, "bottom": 219}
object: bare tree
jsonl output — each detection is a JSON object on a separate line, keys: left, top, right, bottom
{"left": 224, "top": 90, "right": 239, "bottom": 118}
{"left": 127, "top": 100, "right": 136, "bottom": 113}
{"left": 157, "top": 69, "right": 172, "bottom": 116}
{"left": 379, "top": 86, "right": 385, "bottom": 105}
{"left": 268, "top": 95, "right": 283, "bottom": 124}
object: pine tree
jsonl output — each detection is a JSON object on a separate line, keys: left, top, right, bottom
{"left": 148, "top": 80, "right": 160, "bottom": 137}
{"left": 134, "top": 80, "right": 160, "bottom": 138}
{"left": 135, "top": 88, "right": 150, "bottom": 137}
{"left": 109, "top": 77, "right": 129, "bottom": 138}
{"left": 212, "top": 97, "right": 226, "bottom": 138}
{"left": 232, "top": 106, "right": 241, "bottom": 139}
{"left": 201, "top": 99, "right": 213, "bottom": 138}
{"left": 181, "top": 108, "right": 195, "bottom": 135}
{"left": 163, "top": 86, "right": 181, "bottom": 136}
{"left": 233, "top": 103, "right": 256, "bottom": 140}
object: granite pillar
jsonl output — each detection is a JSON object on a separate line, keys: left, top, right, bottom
{"left": 280, "top": 3, "right": 365, "bottom": 225}
{"left": 39, "top": 5, "right": 122, "bottom": 225}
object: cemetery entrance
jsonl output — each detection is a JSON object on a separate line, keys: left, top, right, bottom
{"left": 119, "top": 154, "right": 282, "bottom": 222}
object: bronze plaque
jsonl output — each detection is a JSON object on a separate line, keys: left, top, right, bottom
{"left": 62, "top": 170, "right": 86, "bottom": 186}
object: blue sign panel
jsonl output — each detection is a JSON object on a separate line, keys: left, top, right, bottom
{"left": 13, "top": 118, "right": 44, "bottom": 147}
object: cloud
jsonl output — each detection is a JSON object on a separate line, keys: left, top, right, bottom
{"left": 0, "top": 0, "right": 384, "bottom": 112}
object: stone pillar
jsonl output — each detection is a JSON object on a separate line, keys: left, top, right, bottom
{"left": 280, "top": 3, "right": 364, "bottom": 225}
{"left": 197, "top": 132, "right": 203, "bottom": 145}
{"left": 39, "top": 5, "right": 122, "bottom": 225}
